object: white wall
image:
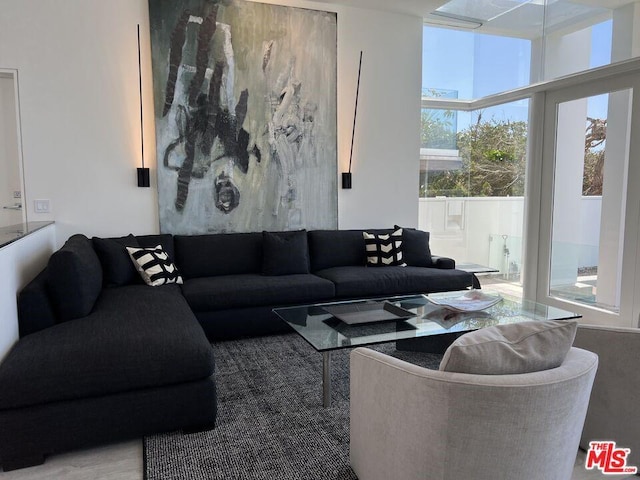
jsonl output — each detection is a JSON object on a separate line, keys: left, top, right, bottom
{"left": 0, "top": 224, "right": 56, "bottom": 360}
{"left": 0, "top": 0, "right": 157, "bottom": 246}
{"left": 0, "top": 0, "right": 422, "bottom": 246}
{"left": 335, "top": 5, "right": 422, "bottom": 229}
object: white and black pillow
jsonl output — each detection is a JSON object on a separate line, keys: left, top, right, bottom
{"left": 363, "top": 229, "right": 407, "bottom": 267}
{"left": 126, "top": 245, "right": 183, "bottom": 286}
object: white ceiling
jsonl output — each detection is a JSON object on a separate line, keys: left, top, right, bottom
{"left": 314, "top": 0, "right": 639, "bottom": 38}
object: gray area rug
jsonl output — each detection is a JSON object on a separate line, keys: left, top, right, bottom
{"left": 144, "top": 333, "right": 442, "bottom": 480}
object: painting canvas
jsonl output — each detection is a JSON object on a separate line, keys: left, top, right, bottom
{"left": 148, "top": 0, "right": 337, "bottom": 234}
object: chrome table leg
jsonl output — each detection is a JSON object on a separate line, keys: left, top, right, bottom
{"left": 323, "top": 351, "right": 331, "bottom": 407}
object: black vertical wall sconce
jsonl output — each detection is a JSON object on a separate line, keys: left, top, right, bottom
{"left": 137, "top": 24, "right": 150, "bottom": 188}
{"left": 343, "top": 51, "right": 362, "bottom": 190}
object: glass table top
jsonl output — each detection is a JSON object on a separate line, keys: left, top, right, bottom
{"left": 272, "top": 291, "right": 581, "bottom": 352}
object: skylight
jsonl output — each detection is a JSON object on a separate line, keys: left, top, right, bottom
{"left": 433, "top": 0, "right": 533, "bottom": 24}
{"left": 430, "top": 0, "right": 610, "bottom": 38}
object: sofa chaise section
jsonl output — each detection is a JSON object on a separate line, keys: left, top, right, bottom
{"left": 0, "top": 285, "right": 214, "bottom": 408}
{"left": 0, "top": 235, "right": 216, "bottom": 471}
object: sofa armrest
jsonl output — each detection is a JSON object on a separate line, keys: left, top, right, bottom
{"left": 430, "top": 255, "right": 455, "bottom": 269}
{"left": 17, "top": 269, "right": 57, "bottom": 337}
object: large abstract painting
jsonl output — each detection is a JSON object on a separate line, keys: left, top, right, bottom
{"left": 148, "top": 0, "right": 337, "bottom": 234}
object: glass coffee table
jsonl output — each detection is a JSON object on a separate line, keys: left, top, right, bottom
{"left": 272, "top": 291, "right": 580, "bottom": 407}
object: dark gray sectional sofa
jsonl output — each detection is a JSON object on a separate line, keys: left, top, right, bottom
{"left": 0, "top": 228, "right": 475, "bottom": 471}
{"left": 178, "top": 229, "right": 475, "bottom": 339}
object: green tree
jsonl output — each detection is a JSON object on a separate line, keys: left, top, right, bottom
{"left": 583, "top": 117, "right": 606, "bottom": 196}
{"left": 458, "top": 115, "right": 527, "bottom": 197}
{"left": 421, "top": 109, "right": 456, "bottom": 150}
{"left": 424, "top": 115, "right": 528, "bottom": 197}
{"left": 421, "top": 112, "right": 607, "bottom": 198}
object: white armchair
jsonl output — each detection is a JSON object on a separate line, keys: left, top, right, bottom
{"left": 350, "top": 346, "right": 598, "bottom": 480}
{"left": 574, "top": 324, "right": 640, "bottom": 467}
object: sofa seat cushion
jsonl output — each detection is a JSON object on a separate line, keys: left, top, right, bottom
{"left": 0, "top": 285, "right": 214, "bottom": 410}
{"left": 182, "top": 274, "right": 335, "bottom": 312}
{"left": 315, "top": 266, "right": 474, "bottom": 298}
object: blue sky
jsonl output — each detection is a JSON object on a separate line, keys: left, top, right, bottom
{"left": 423, "top": 20, "right": 613, "bottom": 131}
{"left": 588, "top": 20, "right": 613, "bottom": 120}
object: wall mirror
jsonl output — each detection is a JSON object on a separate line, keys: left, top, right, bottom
{"left": 0, "top": 69, "right": 26, "bottom": 228}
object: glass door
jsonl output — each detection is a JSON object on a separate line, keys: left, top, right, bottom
{"left": 537, "top": 74, "right": 640, "bottom": 326}
{"left": 0, "top": 70, "right": 26, "bottom": 227}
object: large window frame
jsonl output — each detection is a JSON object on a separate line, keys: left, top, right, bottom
{"left": 422, "top": 57, "right": 640, "bottom": 327}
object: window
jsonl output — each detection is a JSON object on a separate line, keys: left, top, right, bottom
{"left": 421, "top": 2, "right": 640, "bottom": 326}
{"left": 419, "top": 101, "right": 529, "bottom": 286}
{"left": 542, "top": 84, "right": 636, "bottom": 321}
{"left": 422, "top": 26, "right": 532, "bottom": 100}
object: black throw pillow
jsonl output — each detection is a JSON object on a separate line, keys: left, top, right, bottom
{"left": 394, "top": 225, "right": 433, "bottom": 267}
{"left": 93, "top": 234, "right": 141, "bottom": 287}
{"left": 262, "top": 230, "right": 310, "bottom": 276}
{"left": 47, "top": 234, "right": 103, "bottom": 321}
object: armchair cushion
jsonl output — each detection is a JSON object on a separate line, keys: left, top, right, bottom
{"left": 440, "top": 319, "right": 578, "bottom": 374}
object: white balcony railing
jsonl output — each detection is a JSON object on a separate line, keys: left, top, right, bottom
{"left": 418, "top": 196, "right": 602, "bottom": 276}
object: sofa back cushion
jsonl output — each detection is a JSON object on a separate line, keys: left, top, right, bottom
{"left": 262, "top": 230, "right": 310, "bottom": 275}
{"left": 308, "top": 229, "right": 393, "bottom": 272}
{"left": 137, "top": 234, "right": 176, "bottom": 259}
{"left": 92, "top": 234, "right": 141, "bottom": 287}
{"left": 394, "top": 226, "right": 433, "bottom": 267}
{"left": 175, "top": 233, "right": 262, "bottom": 278}
{"left": 46, "top": 234, "right": 103, "bottom": 321}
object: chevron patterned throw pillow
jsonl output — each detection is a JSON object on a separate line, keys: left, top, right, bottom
{"left": 126, "top": 245, "right": 183, "bottom": 286}
{"left": 363, "top": 229, "right": 407, "bottom": 267}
